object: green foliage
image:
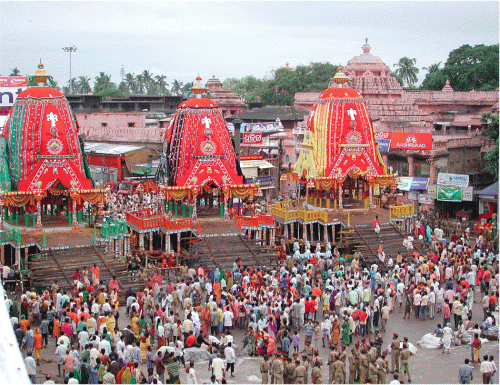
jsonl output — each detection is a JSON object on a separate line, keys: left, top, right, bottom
{"left": 420, "top": 68, "right": 447, "bottom": 90}
{"left": 443, "top": 44, "right": 499, "bottom": 91}
{"left": 421, "top": 44, "right": 499, "bottom": 91}
{"left": 224, "top": 62, "right": 339, "bottom": 106}
{"left": 93, "top": 72, "right": 115, "bottom": 94}
{"left": 10, "top": 67, "right": 21, "bottom": 76}
{"left": 393, "top": 57, "right": 419, "bottom": 86}
{"left": 97, "top": 88, "right": 128, "bottom": 100}
{"left": 170, "top": 79, "right": 184, "bottom": 96}
{"left": 481, "top": 112, "right": 499, "bottom": 177}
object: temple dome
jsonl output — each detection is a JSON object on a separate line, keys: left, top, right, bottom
{"left": 345, "top": 39, "right": 391, "bottom": 76}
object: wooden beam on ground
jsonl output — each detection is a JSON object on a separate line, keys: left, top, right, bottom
{"left": 48, "top": 250, "right": 73, "bottom": 288}
{"left": 92, "top": 245, "right": 124, "bottom": 291}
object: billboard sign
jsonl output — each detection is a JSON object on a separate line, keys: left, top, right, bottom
{"left": 242, "top": 132, "right": 263, "bottom": 145}
{"left": 376, "top": 139, "right": 391, "bottom": 153}
{"left": 390, "top": 132, "right": 432, "bottom": 150}
{"left": 462, "top": 186, "right": 474, "bottom": 201}
{"left": 437, "top": 173, "right": 469, "bottom": 187}
{"left": 0, "top": 77, "right": 28, "bottom": 108}
{"left": 427, "top": 184, "right": 437, "bottom": 199}
{"left": 437, "top": 185, "right": 462, "bottom": 201}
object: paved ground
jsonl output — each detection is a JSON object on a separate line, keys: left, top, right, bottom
{"left": 18, "top": 283, "right": 498, "bottom": 384}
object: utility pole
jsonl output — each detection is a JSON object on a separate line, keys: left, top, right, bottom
{"left": 62, "top": 45, "right": 77, "bottom": 94}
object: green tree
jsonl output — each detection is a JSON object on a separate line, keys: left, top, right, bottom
{"left": 10, "top": 67, "right": 21, "bottom": 76}
{"left": 140, "top": 70, "right": 154, "bottom": 95}
{"left": 97, "top": 88, "right": 128, "bottom": 100}
{"left": 171, "top": 79, "right": 184, "bottom": 96}
{"left": 443, "top": 44, "right": 499, "bottom": 91}
{"left": 391, "top": 71, "right": 404, "bottom": 86}
{"left": 124, "top": 73, "right": 138, "bottom": 94}
{"left": 93, "top": 72, "right": 114, "bottom": 94}
{"left": 77, "top": 76, "right": 92, "bottom": 94}
{"left": 420, "top": 68, "right": 447, "bottom": 90}
{"left": 154, "top": 74, "right": 169, "bottom": 95}
{"left": 481, "top": 112, "right": 499, "bottom": 177}
{"left": 223, "top": 75, "right": 266, "bottom": 103}
{"left": 393, "top": 57, "right": 419, "bottom": 86}
{"left": 422, "top": 62, "right": 442, "bottom": 75}
{"left": 63, "top": 78, "right": 78, "bottom": 95}
{"left": 181, "top": 81, "right": 194, "bottom": 96}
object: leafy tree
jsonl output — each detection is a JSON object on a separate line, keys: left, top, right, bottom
{"left": 140, "top": 70, "right": 154, "bottom": 95}
{"left": 223, "top": 75, "right": 266, "bottom": 103}
{"left": 154, "top": 74, "right": 169, "bottom": 95}
{"left": 420, "top": 68, "right": 447, "bottom": 90}
{"left": 124, "top": 73, "right": 138, "bottom": 94}
{"left": 481, "top": 112, "right": 499, "bottom": 177}
{"left": 10, "top": 67, "right": 21, "bottom": 76}
{"left": 77, "top": 76, "right": 92, "bottom": 94}
{"left": 181, "top": 82, "right": 194, "bottom": 97}
{"left": 393, "top": 57, "right": 419, "bottom": 86}
{"left": 97, "top": 88, "right": 128, "bottom": 100}
{"left": 63, "top": 78, "right": 78, "bottom": 95}
{"left": 442, "top": 44, "right": 499, "bottom": 91}
{"left": 93, "top": 72, "right": 114, "bottom": 94}
{"left": 391, "top": 71, "right": 404, "bottom": 86}
{"left": 422, "top": 62, "right": 442, "bottom": 75}
{"left": 171, "top": 79, "right": 184, "bottom": 96}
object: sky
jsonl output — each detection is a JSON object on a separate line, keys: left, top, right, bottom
{"left": 1, "top": 1, "right": 498, "bottom": 89}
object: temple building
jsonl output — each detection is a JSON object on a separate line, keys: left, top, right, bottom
{"left": 204, "top": 76, "right": 247, "bottom": 118}
{"left": 294, "top": 40, "right": 498, "bottom": 188}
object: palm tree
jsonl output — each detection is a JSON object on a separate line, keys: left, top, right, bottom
{"left": 154, "top": 74, "right": 169, "bottom": 95}
{"left": 136, "top": 74, "right": 145, "bottom": 94}
{"left": 393, "top": 57, "right": 419, "bottom": 86}
{"left": 124, "top": 73, "right": 138, "bottom": 94}
{"left": 141, "top": 70, "right": 154, "bottom": 94}
{"left": 422, "top": 62, "right": 442, "bottom": 76}
{"left": 171, "top": 79, "right": 184, "bottom": 96}
{"left": 64, "top": 78, "right": 78, "bottom": 95}
{"left": 10, "top": 67, "right": 21, "bottom": 76}
{"left": 77, "top": 76, "right": 92, "bottom": 94}
{"left": 93, "top": 72, "right": 113, "bottom": 94}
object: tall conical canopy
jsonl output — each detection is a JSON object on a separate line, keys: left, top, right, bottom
{"left": 156, "top": 76, "right": 243, "bottom": 188}
{"left": 295, "top": 69, "right": 387, "bottom": 180}
{"left": 2, "top": 63, "right": 93, "bottom": 191}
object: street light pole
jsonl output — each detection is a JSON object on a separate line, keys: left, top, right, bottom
{"left": 62, "top": 45, "right": 77, "bottom": 94}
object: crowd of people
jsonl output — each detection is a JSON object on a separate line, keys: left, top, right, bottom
{"left": 1, "top": 210, "right": 499, "bottom": 384}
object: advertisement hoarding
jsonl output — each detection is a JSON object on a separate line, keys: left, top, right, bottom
{"left": 242, "top": 132, "right": 263, "bottom": 145}
{"left": 437, "top": 173, "right": 469, "bottom": 187}
{"left": 0, "top": 77, "right": 28, "bottom": 108}
{"left": 390, "top": 132, "right": 433, "bottom": 150}
{"left": 437, "top": 185, "right": 462, "bottom": 201}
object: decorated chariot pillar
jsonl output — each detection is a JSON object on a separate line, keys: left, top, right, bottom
{"left": 369, "top": 180, "right": 374, "bottom": 208}
{"left": 338, "top": 183, "right": 343, "bottom": 210}
{"left": 323, "top": 224, "right": 328, "bottom": 243}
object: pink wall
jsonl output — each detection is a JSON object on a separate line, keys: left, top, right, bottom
{"left": 75, "top": 113, "right": 146, "bottom": 131}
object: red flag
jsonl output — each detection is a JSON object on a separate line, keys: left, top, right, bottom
{"left": 275, "top": 85, "right": 278, "bottom": 93}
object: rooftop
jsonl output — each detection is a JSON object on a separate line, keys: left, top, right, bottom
{"left": 84, "top": 142, "right": 144, "bottom": 155}
{"left": 228, "top": 105, "right": 308, "bottom": 122}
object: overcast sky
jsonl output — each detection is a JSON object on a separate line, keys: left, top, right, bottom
{"left": 1, "top": 1, "right": 498, "bottom": 89}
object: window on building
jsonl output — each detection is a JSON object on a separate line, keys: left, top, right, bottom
{"left": 286, "top": 155, "right": 290, "bottom": 163}
{"left": 128, "top": 122, "right": 135, "bottom": 128}
{"left": 101, "top": 123, "right": 107, "bottom": 128}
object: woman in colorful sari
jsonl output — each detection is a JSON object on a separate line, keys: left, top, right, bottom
{"left": 157, "top": 319, "right": 166, "bottom": 349}
{"left": 139, "top": 332, "right": 151, "bottom": 362}
{"left": 202, "top": 305, "right": 211, "bottom": 335}
{"left": 341, "top": 318, "right": 350, "bottom": 345}
{"left": 121, "top": 366, "right": 133, "bottom": 384}
{"left": 331, "top": 317, "right": 340, "bottom": 346}
{"left": 167, "top": 356, "right": 181, "bottom": 384}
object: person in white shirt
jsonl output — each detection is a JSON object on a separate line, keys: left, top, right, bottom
{"left": 99, "top": 336, "right": 111, "bottom": 355}
{"left": 25, "top": 352, "right": 37, "bottom": 383}
{"left": 54, "top": 343, "right": 67, "bottom": 377}
{"left": 224, "top": 342, "right": 236, "bottom": 378}
{"left": 78, "top": 328, "right": 89, "bottom": 351}
{"left": 211, "top": 353, "right": 225, "bottom": 382}
{"left": 222, "top": 309, "right": 234, "bottom": 333}
{"left": 480, "top": 354, "right": 494, "bottom": 383}
{"left": 187, "top": 360, "right": 198, "bottom": 384}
